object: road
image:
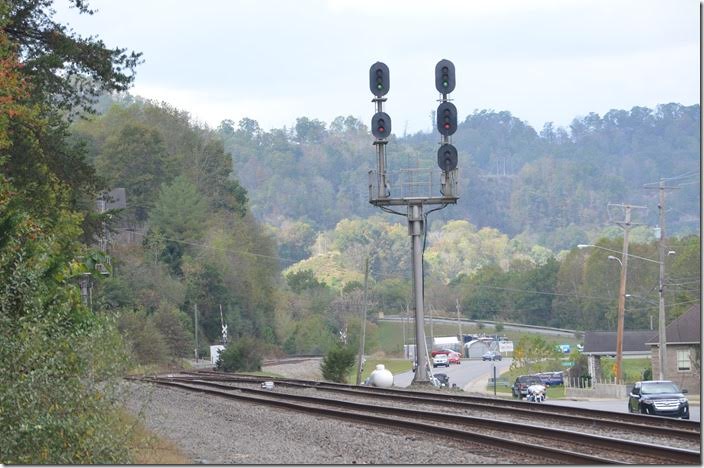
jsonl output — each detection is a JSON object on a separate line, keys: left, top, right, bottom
{"left": 391, "top": 358, "right": 700, "bottom": 422}
{"left": 545, "top": 397, "right": 700, "bottom": 422}
{"left": 393, "top": 357, "right": 513, "bottom": 389}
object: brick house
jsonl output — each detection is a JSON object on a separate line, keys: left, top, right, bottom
{"left": 581, "top": 330, "right": 653, "bottom": 382}
{"left": 646, "top": 304, "right": 701, "bottom": 394}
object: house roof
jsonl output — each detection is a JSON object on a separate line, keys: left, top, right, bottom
{"left": 583, "top": 330, "right": 655, "bottom": 355}
{"left": 646, "top": 304, "right": 701, "bottom": 346}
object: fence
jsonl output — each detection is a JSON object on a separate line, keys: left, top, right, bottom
{"left": 565, "top": 376, "right": 629, "bottom": 399}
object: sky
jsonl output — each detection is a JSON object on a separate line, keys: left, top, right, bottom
{"left": 55, "top": 0, "right": 700, "bottom": 135}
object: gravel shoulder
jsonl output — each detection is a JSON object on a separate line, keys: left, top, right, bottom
{"left": 121, "top": 381, "right": 509, "bottom": 464}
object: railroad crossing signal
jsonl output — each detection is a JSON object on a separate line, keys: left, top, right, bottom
{"left": 437, "top": 143, "right": 458, "bottom": 171}
{"left": 435, "top": 59, "right": 455, "bottom": 94}
{"left": 436, "top": 102, "right": 457, "bottom": 136}
{"left": 371, "top": 111, "right": 391, "bottom": 139}
{"left": 369, "top": 62, "right": 390, "bottom": 97}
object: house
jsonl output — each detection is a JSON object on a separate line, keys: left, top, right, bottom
{"left": 581, "top": 330, "right": 654, "bottom": 381}
{"left": 646, "top": 304, "right": 700, "bottom": 394}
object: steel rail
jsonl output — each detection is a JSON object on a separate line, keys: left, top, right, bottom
{"left": 143, "top": 376, "right": 701, "bottom": 465}
{"left": 138, "top": 377, "right": 613, "bottom": 464}
{"left": 181, "top": 371, "right": 701, "bottom": 437}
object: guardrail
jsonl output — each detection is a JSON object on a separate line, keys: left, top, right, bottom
{"left": 379, "top": 315, "right": 580, "bottom": 337}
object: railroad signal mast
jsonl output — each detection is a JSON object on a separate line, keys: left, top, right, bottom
{"left": 368, "top": 59, "right": 459, "bottom": 385}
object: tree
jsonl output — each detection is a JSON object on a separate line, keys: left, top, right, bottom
{"left": 96, "top": 124, "right": 174, "bottom": 222}
{"left": 150, "top": 176, "right": 209, "bottom": 241}
{"left": 510, "top": 335, "right": 559, "bottom": 373}
{"left": 4, "top": 0, "right": 141, "bottom": 115}
{"left": 320, "top": 345, "right": 356, "bottom": 383}
{"left": 217, "top": 337, "right": 263, "bottom": 372}
{"left": 0, "top": 175, "right": 133, "bottom": 463}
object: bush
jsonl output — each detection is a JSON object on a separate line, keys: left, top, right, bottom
{"left": 117, "top": 309, "right": 171, "bottom": 366}
{"left": 151, "top": 306, "right": 193, "bottom": 358}
{"left": 217, "top": 337, "right": 263, "bottom": 372}
{"left": 320, "top": 345, "right": 356, "bottom": 383}
{"left": 642, "top": 367, "right": 652, "bottom": 380}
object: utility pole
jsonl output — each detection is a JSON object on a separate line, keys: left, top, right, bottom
{"left": 356, "top": 256, "right": 370, "bottom": 385}
{"left": 429, "top": 303, "right": 434, "bottom": 342}
{"left": 367, "top": 60, "right": 459, "bottom": 385}
{"left": 402, "top": 303, "right": 407, "bottom": 357}
{"left": 194, "top": 303, "right": 199, "bottom": 362}
{"left": 645, "top": 179, "right": 679, "bottom": 380}
{"left": 610, "top": 203, "right": 646, "bottom": 383}
{"left": 456, "top": 298, "right": 462, "bottom": 338}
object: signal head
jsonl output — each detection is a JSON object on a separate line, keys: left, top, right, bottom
{"left": 371, "top": 111, "right": 392, "bottom": 139}
{"left": 369, "top": 62, "right": 390, "bottom": 97}
{"left": 437, "top": 144, "right": 458, "bottom": 171}
{"left": 435, "top": 59, "right": 456, "bottom": 94}
{"left": 436, "top": 101, "right": 458, "bottom": 136}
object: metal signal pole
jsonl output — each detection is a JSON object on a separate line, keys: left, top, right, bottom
{"left": 367, "top": 60, "right": 459, "bottom": 385}
{"left": 356, "top": 257, "right": 370, "bottom": 385}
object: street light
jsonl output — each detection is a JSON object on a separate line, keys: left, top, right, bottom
{"left": 578, "top": 244, "right": 661, "bottom": 264}
{"left": 578, "top": 243, "right": 672, "bottom": 381}
{"left": 579, "top": 244, "right": 630, "bottom": 382}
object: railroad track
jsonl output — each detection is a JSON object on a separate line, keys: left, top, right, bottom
{"left": 133, "top": 374, "right": 701, "bottom": 464}
{"left": 179, "top": 370, "right": 701, "bottom": 443}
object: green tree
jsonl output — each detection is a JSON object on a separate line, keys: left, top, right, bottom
{"left": 96, "top": 124, "right": 174, "bottom": 221}
{"left": 217, "top": 337, "right": 263, "bottom": 372}
{"left": 0, "top": 176, "right": 133, "bottom": 463}
{"left": 117, "top": 308, "right": 171, "bottom": 365}
{"left": 4, "top": 0, "right": 141, "bottom": 114}
{"left": 150, "top": 176, "right": 209, "bottom": 241}
{"left": 152, "top": 306, "right": 193, "bottom": 358}
{"left": 320, "top": 345, "right": 356, "bottom": 383}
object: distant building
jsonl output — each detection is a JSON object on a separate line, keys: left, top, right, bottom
{"left": 581, "top": 330, "right": 654, "bottom": 380}
{"left": 646, "top": 304, "right": 700, "bottom": 394}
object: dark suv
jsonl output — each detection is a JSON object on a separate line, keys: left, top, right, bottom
{"left": 628, "top": 380, "right": 689, "bottom": 419}
{"left": 512, "top": 375, "right": 543, "bottom": 399}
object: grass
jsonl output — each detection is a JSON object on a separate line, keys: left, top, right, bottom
{"left": 597, "top": 357, "right": 652, "bottom": 383}
{"left": 347, "top": 358, "right": 413, "bottom": 383}
{"left": 116, "top": 409, "right": 191, "bottom": 464}
{"left": 373, "top": 320, "right": 583, "bottom": 358}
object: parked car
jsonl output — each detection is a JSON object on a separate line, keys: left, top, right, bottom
{"left": 432, "top": 353, "right": 449, "bottom": 368}
{"left": 628, "top": 380, "right": 690, "bottom": 419}
{"left": 434, "top": 373, "right": 450, "bottom": 387}
{"left": 441, "top": 349, "right": 462, "bottom": 364}
{"left": 482, "top": 350, "right": 502, "bottom": 361}
{"left": 537, "top": 371, "right": 564, "bottom": 387}
{"left": 512, "top": 375, "right": 544, "bottom": 399}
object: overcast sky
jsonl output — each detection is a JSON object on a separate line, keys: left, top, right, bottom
{"left": 55, "top": 0, "right": 699, "bottom": 135}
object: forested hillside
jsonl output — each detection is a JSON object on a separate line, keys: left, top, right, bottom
{"left": 69, "top": 95, "right": 699, "bottom": 354}
{"left": 217, "top": 103, "right": 699, "bottom": 251}
{"left": 2, "top": 1, "right": 699, "bottom": 463}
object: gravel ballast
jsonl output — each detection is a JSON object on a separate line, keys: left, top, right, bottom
{"left": 121, "top": 381, "right": 518, "bottom": 464}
